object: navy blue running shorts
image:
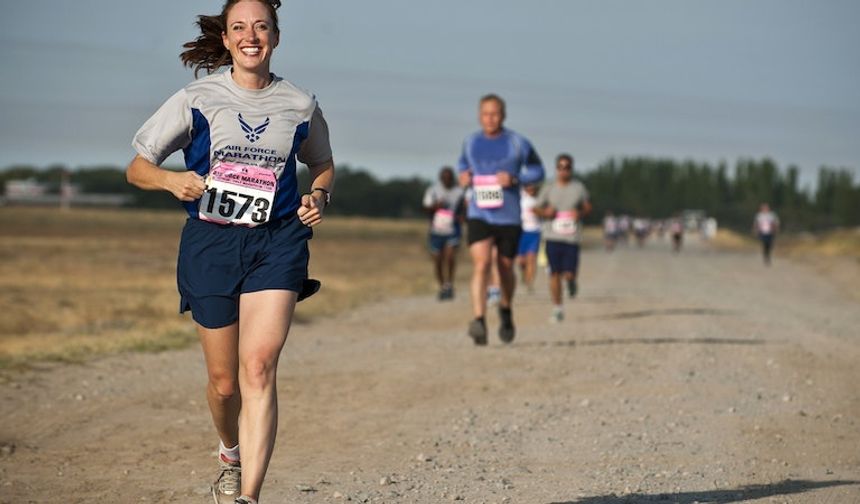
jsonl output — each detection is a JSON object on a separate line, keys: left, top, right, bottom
{"left": 177, "top": 216, "right": 312, "bottom": 329}
{"left": 545, "top": 240, "right": 580, "bottom": 274}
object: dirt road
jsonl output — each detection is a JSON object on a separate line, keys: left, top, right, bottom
{"left": 2, "top": 236, "right": 858, "bottom": 503}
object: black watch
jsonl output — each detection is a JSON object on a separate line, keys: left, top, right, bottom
{"left": 311, "top": 187, "right": 331, "bottom": 207}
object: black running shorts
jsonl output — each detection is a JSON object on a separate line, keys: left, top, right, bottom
{"left": 466, "top": 218, "right": 522, "bottom": 259}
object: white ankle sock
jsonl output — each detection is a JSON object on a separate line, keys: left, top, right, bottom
{"left": 219, "top": 440, "right": 240, "bottom": 464}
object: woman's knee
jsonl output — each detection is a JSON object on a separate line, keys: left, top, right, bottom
{"left": 240, "top": 355, "right": 277, "bottom": 391}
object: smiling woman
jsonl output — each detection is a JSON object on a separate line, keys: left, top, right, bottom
{"left": 124, "top": 1, "right": 335, "bottom": 503}
{"left": 180, "top": 0, "right": 282, "bottom": 77}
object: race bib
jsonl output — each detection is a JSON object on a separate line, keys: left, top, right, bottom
{"left": 552, "top": 210, "right": 578, "bottom": 236}
{"left": 473, "top": 175, "right": 503, "bottom": 209}
{"left": 431, "top": 208, "right": 456, "bottom": 235}
{"left": 199, "top": 162, "right": 277, "bottom": 226}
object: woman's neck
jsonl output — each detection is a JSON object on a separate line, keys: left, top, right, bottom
{"left": 230, "top": 67, "right": 272, "bottom": 90}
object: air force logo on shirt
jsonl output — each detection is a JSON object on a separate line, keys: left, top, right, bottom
{"left": 238, "top": 114, "right": 270, "bottom": 143}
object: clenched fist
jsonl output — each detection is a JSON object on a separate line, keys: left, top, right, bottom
{"left": 297, "top": 193, "right": 324, "bottom": 227}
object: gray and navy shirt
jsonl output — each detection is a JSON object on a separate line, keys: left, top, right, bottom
{"left": 133, "top": 69, "right": 332, "bottom": 220}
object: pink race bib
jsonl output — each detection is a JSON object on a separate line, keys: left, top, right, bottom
{"left": 431, "top": 208, "right": 456, "bottom": 235}
{"left": 473, "top": 175, "right": 503, "bottom": 209}
{"left": 199, "top": 162, "right": 277, "bottom": 226}
{"left": 552, "top": 210, "right": 578, "bottom": 235}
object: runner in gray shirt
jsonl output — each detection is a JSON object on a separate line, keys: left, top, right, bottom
{"left": 422, "top": 167, "right": 465, "bottom": 300}
{"left": 534, "top": 154, "right": 591, "bottom": 322}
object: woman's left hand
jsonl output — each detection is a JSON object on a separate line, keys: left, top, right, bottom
{"left": 297, "top": 194, "right": 324, "bottom": 227}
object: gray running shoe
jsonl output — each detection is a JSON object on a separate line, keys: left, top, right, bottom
{"left": 211, "top": 461, "right": 241, "bottom": 504}
{"left": 468, "top": 318, "right": 488, "bottom": 346}
{"left": 235, "top": 497, "right": 257, "bottom": 504}
{"left": 498, "top": 307, "right": 515, "bottom": 343}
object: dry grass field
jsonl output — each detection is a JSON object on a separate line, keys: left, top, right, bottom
{"left": 4, "top": 205, "right": 852, "bottom": 372}
{"left": 0, "top": 207, "right": 452, "bottom": 370}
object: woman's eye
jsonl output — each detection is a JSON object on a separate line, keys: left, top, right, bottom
{"left": 256, "top": 23, "right": 269, "bottom": 31}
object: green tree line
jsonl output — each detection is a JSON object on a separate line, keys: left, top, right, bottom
{"left": 2, "top": 158, "right": 858, "bottom": 231}
{"left": 581, "top": 157, "right": 859, "bottom": 230}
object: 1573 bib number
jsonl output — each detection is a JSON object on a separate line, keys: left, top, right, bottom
{"left": 199, "top": 162, "right": 277, "bottom": 226}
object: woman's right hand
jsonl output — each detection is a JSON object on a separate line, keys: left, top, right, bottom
{"left": 166, "top": 171, "right": 206, "bottom": 201}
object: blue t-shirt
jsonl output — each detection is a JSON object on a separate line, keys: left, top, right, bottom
{"left": 457, "top": 129, "right": 544, "bottom": 226}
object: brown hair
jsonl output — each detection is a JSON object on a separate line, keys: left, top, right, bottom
{"left": 479, "top": 93, "right": 506, "bottom": 118}
{"left": 180, "top": 0, "right": 282, "bottom": 77}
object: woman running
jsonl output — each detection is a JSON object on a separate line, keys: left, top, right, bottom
{"left": 126, "top": 2, "right": 334, "bottom": 503}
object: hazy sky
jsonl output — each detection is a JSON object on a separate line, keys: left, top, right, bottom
{"left": 2, "top": 0, "right": 858, "bottom": 186}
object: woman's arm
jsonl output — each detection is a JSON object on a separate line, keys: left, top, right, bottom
{"left": 126, "top": 155, "right": 205, "bottom": 202}
{"left": 297, "top": 159, "right": 334, "bottom": 227}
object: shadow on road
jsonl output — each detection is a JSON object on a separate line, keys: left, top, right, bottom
{"left": 590, "top": 307, "right": 736, "bottom": 321}
{"left": 519, "top": 336, "right": 766, "bottom": 349}
{"left": 549, "top": 479, "right": 859, "bottom": 504}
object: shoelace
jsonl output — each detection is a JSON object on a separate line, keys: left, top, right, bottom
{"left": 217, "top": 464, "right": 241, "bottom": 494}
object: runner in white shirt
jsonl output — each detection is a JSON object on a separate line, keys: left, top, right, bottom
{"left": 603, "top": 211, "right": 619, "bottom": 251}
{"left": 753, "top": 203, "right": 780, "bottom": 265}
{"left": 633, "top": 217, "right": 650, "bottom": 247}
{"left": 516, "top": 183, "right": 542, "bottom": 293}
{"left": 423, "top": 167, "right": 466, "bottom": 300}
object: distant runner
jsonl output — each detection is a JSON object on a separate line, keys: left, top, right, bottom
{"left": 618, "top": 215, "right": 631, "bottom": 245}
{"left": 534, "top": 154, "right": 591, "bottom": 323}
{"left": 633, "top": 217, "right": 650, "bottom": 247}
{"left": 669, "top": 216, "right": 684, "bottom": 253}
{"left": 458, "top": 94, "right": 545, "bottom": 345}
{"left": 423, "top": 167, "right": 465, "bottom": 300}
{"left": 753, "top": 203, "right": 780, "bottom": 265}
{"left": 603, "top": 211, "right": 618, "bottom": 251}
{"left": 517, "top": 183, "right": 542, "bottom": 293}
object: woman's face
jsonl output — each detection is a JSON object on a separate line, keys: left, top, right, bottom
{"left": 222, "top": 1, "right": 279, "bottom": 75}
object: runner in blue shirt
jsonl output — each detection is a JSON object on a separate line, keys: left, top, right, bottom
{"left": 126, "top": 2, "right": 332, "bottom": 503}
{"left": 457, "top": 94, "right": 545, "bottom": 345}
